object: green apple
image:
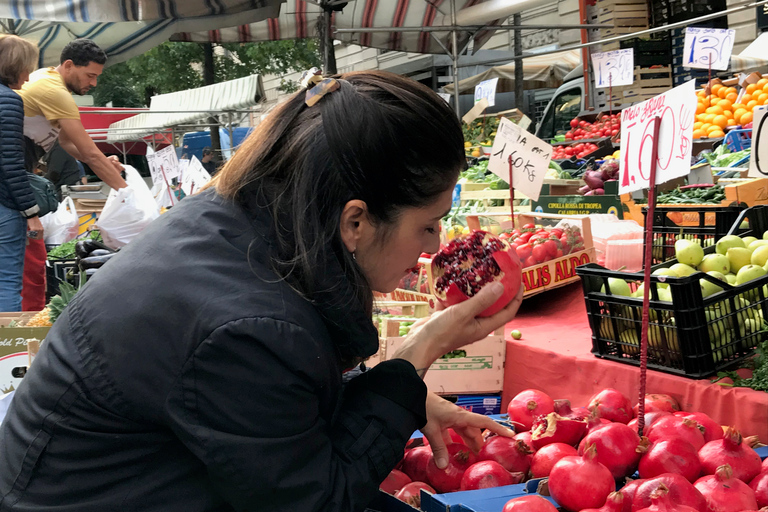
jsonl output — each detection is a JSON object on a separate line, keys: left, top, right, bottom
{"left": 669, "top": 263, "right": 696, "bottom": 277}
{"left": 736, "top": 264, "right": 767, "bottom": 285}
{"left": 725, "top": 273, "right": 738, "bottom": 285}
{"left": 701, "top": 271, "right": 726, "bottom": 297}
{"left": 652, "top": 268, "right": 677, "bottom": 288}
{"left": 727, "top": 247, "right": 753, "bottom": 273}
{"left": 657, "top": 287, "right": 673, "bottom": 302}
{"left": 600, "top": 278, "right": 632, "bottom": 297}
{"left": 763, "top": 229, "right": 768, "bottom": 240}
{"left": 717, "top": 235, "right": 746, "bottom": 255}
{"left": 633, "top": 284, "right": 644, "bottom": 298}
{"left": 699, "top": 253, "right": 730, "bottom": 274}
{"left": 752, "top": 245, "right": 768, "bottom": 267}
{"left": 675, "top": 239, "right": 704, "bottom": 266}
{"left": 742, "top": 236, "right": 758, "bottom": 247}
{"left": 748, "top": 240, "right": 768, "bottom": 251}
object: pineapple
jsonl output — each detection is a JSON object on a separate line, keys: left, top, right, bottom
{"left": 26, "top": 278, "right": 81, "bottom": 328}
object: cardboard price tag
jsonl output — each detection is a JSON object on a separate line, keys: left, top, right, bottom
{"left": 683, "top": 27, "right": 736, "bottom": 71}
{"left": 474, "top": 78, "right": 499, "bottom": 107}
{"left": 619, "top": 80, "right": 697, "bottom": 194}
{"left": 592, "top": 49, "right": 635, "bottom": 88}
{"left": 487, "top": 117, "right": 552, "bottom": 202}
{"left": 147, "top": 145, "right": 180, "bottom": 186}
{"left": 749, "top": 106, "right": 768, "bottom": 179}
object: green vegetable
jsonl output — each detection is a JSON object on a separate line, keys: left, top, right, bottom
{"left": 702, "top": 145, "right": 751, "bottom": 168}
{"left": 47, "top": 231, "right": 102, "bottom": 260}
{"left": 712, "top": 339, "right": 768, "bottom": 392}
{"left": 636, "top": 185, "right": 725, "bottom": 205}
{"left": 549, "top": 160, "right": 563, "bottom": 173}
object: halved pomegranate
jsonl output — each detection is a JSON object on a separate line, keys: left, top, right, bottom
{"left": 530, "top": 412, "right": 588, "bottom": 449}
{"left": 429, "top": 230, "right": 522, "bottom": 317}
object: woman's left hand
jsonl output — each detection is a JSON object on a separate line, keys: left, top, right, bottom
{"left": 422, "top": 392, "right": 514, "bottom": 469}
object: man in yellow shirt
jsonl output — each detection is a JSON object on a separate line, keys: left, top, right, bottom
{"left": 20, "top": 39, "right": 126, "bottom": 190}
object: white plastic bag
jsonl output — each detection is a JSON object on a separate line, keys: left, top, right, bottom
{"left": 40, "top": 196, "right": 79, "bottom": 245}
{"left": 96, "top": 166, "right": 160, "bottom": 249}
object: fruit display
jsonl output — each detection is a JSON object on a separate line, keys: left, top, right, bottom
{"left": 499, "top": 224, "right": 586, "bottom": 268}
{"left": 564, "top": 114, "right": 621, "bottom": 142}
{"left": 463, "top": 116, "right": 500, "bottom": 147}
{"left": 381, "top": 388, "right": 765, "bottom": 512}
{"left": 551, "top": 142, "right": 601, "bottom": 160}
{"left": 693, "top": 80, "right": 768, "bottom": 140}
{"left": 638, "top": 184, "right": 726, "bottom": 205}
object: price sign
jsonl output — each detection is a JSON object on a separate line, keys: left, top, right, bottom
{"left": 487, "top": 117, "right": 552, "bottom": 202}
{"left": 591, "top": 49, "right": 635, "bottom": 88}
{"left": 619, "top": 80, "right": 697, "bottom": 194}
{"left": 180, "top": 156, "right": 212, "bottom": 196}
{"left": 147, "top": 145, "right": 180, "bottom": 186}
{"left": 474, "top": 78, "right": 499, "bottom": 107}
{"left": 748, "top": 106, "right": 768, "bottom": 178}
{"left": 683, "top": 27, "right": 735, "bottom": 71}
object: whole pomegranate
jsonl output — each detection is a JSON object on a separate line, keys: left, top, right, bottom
{"left": 502, "top": 495, "right": 559, "bottom": 512}
{"left": 633, "top": 394, "right": 681, "bottom": 415}
{"left": 401, "top": 446, "right": 432, "bottom": 483}
{"left": 395, "top": 482, "right": 435, "bottom": 509}
{"left": 588, "top": 388, "right": 634, "bottom": 424}
{"left": 530, "top": 412, "right": 588, "bottom": 449}
{"left": 646, "top": 415, "right": 706, "bottom": 451}
{"left": 694, "top": 464, "right": 759, "bottom": 512}
{"left": 514, "top": 431, "right": 534, "bottom": 451}
{"left": 635, "top": 484, "right": 700, "bottom": 512}
{"left": 477, "top": 436, "right": 533, "bottom": 474}
{"left": 632, "top": 473, "right": 708, "bottom": 511}
{"left": 548, "top": 443, "right": 615, "bottom": 511}
{"left": 638, "top": 439, "right": 702, "bottom": 482}
{"left": 459, "top": 461, "right": 524, "bottom": 491}
{"left": 619, "top": 479, "right": 646, "bottom": 512}
{"left": 507, "top": 389, "right": 555, "bottom": 432}
{"left": 579, "top": 422, "right": 644, "bottom": 479}
{"left": 430, "top": 230, "right": 522, "bottom": 317}
{"left": 675, "top": 411, "right": 724, "bottom": 443}
{"left": 750, "top": 471, "right": 768, "bottom": 508}
{"left": 579, "top": 492, "right": 626, "bottom": 512}
{"left": 628, "top": 411, "right": 672, "bottom": 435}
{"left": 698, "top": 427, "right": 763, "bottom": 483}
{"left": 530, "top": 443, "right": 578, "bottom": 479}
{"left": 425, "top": 443, "right": 477, "bottom": 493}
{"left": 379, "top": 469, "right": 411, "bottom": 494}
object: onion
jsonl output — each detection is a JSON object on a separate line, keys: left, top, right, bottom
{"left": 584, "top": 170, "right": 605, "bottom": 190}
{"left": 694, "top": 464, "right": 759, "bottom": 512}
{"left": 699, "top": 427, "right": 763, "bottom": 482}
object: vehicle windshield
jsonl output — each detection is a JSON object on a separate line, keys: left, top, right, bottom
{"left": 538, "top": 87, "right": 582, "bottom": 140}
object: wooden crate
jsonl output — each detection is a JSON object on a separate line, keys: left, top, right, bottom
{"left": 367, "top": 317, "right": 507, "bottom": 395}
{"left": 372, "top": 300, "right": 431, "bottom": 318}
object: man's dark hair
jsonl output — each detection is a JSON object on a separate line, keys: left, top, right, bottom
{"left": 60, "top": 39, "right": 107, "bottom": 66}
{"left": 202, "top": 147, "right": 213, "bottom": 156}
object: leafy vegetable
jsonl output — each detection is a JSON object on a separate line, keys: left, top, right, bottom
{"left": 636, "top": 185, "right": 725, "bottom": 205}
{"left": 712, "top": 340, "right": 768, "bottom": 392}
{"left": 702, "top": 144, "right": 751, "bottom": 168}
{"left": 47, "top": 231, "right": 102, "bottom": 260}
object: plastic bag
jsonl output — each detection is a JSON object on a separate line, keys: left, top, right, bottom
{"left": 96, "top": 166, "right": 160, "bottom": 249}
{"left": 40, "top": 196, "right": 79, "bottom": 245}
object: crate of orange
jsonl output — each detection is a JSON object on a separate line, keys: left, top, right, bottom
{"left": 693, "top": 78, "right": 768, "bottom": 139}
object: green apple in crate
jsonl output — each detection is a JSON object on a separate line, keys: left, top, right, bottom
{"left": 716, "top": 235, "right": 745, "bottom": 255}
{"left": 675, "top": 239, "right": 704, "bottom": 266}
{"left": 727, "top": 247, "right": 753, "bottom": 273}
{"left": 699, "top": 253, "right": 730, "bottom": 274}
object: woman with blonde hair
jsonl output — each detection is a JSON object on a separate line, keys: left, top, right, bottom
{"left": 0, "top": 34, "right": 43, "bottom": 311}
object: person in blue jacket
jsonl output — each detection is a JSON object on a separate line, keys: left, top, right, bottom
{"left": 0, "top": 35, "right": 43, "bottom": 312}
{"left": 0, "top": 70, "right": 524, "bottom": 511}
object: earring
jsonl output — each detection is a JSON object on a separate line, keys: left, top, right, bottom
{"left": 352, "top": 251, "right": 357, "bottom": 261}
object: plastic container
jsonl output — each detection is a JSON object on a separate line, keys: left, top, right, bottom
{"left": 576, "top": 205, "right": 768, "bottom": 378}
{"left": 592, "top": 220, "right": 644, "bottom": 269}
{"left": 725, "top": 129, "right": 752, "bottom": 152}
{"left": 604, "top": 238, "right": 644, "bottom": 272}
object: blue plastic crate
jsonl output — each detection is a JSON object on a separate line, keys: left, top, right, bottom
{"left": 725, "top": 129, "right": 753, "bottom": 151}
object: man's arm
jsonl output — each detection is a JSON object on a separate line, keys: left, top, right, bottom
{"left": 58, "top": 118, "right": 127, "bottom": 189}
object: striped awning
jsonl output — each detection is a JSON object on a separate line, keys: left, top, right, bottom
{"left": 173, "top": 0, "right": 513, "bottom": 55}
{"left": 0, "top": 0, "right": 284, "bottom": 67}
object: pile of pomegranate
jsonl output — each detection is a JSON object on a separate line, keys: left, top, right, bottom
{"left": 381, "top": 388, "right": 767, "bottom": 512}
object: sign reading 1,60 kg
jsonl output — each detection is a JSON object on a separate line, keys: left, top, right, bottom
{"left": 619, "top": 80, "right": 697, "bottom": 195}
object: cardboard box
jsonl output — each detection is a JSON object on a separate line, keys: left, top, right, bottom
{"left": 0, "top": 317, "right": 50, "bottom": 393}
{"left": 452, "top": 394, "right": 502, "bottom": 416}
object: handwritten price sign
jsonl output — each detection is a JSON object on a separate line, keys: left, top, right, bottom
{"left": 592, "top": 49, "right": 635, "bottom": 88}
{"left": 488, "top": 117, "right": 552, "bottom": 202}
{"left": 683, "top": 27, "right": 735, "bottom": 71}
{"left": 619, "top": 80, "right": 696, "bottom": 195}
{"left": 147, "top": 145, "right": 180, "bottom": 186}
{"left": 474, "top": 78, "right": 499, "bottom": 107}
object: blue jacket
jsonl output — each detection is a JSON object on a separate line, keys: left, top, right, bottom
{"left": 0, "top": 83, "right": 38, "bottom": 217}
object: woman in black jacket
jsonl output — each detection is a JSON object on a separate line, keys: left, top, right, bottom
{"left": 0, "top": 70, "right": 523, "bottom": 511}
{"left": 0, "top": 35, "right": 43, "bottom": 312}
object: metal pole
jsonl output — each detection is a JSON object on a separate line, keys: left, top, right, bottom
{"left": 321, "top": 1, "right": 338, "bottom": 74}
{"left": 513, "top": 13, "right": 524, "bottom": 115}
{"left": 227, "top": 112, "right": 235, "bottom": 157}
{"left": 334, "top": 23, "right": 614, "bottom": 33}
{"left": 451, "top": 0, "right": 461, "bottom": 117}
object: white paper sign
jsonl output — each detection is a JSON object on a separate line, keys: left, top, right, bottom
{"left": 749, "top": 106, "right": 768, "bottom": 178}
{"left": 474, "top": 78, "right": 499, "bottom": 107}
{"left": 438, "top": 92, "right": 451, "bottom": 103}
{"left": 591, "top": 49, "right": 635, "bottom": 88}
{"left": 619, "top": 80, "right": 697, "bottom": 194}
{"left": 683, "top": 27, "right": 736, "bottom": 71}
{"left": 487, "top": 117, "right": 552, "bottom": 202}
{"left": 146, "top": 145, "right": 180, "bottom": 186}
{"left": 180, "top": 156, "right": 212, "bottom": 196}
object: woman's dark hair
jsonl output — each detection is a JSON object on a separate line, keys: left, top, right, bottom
{"left": 211, "top": 70, "right": 465, "bottom": 310}
{"left": 60, "top": 39, "right": 107, "bottom": 66}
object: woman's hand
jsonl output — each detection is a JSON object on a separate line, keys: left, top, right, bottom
{"left": 392, "top": 281, "right": 524, "bottom": 374}
{"left": 27, "top": 216, "right": 44, "bottom": 240}
{"left": 422, "top": 393, "right": 514, "bottom": 469}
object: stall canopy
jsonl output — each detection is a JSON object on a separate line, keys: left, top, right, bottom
{"left": 730, "top": 32, "right": 768, "bottom": 74}
{"left": 0, "top": 0, "right": 285, "bottom": 67}
{"left": 443, "top": 50, "right": 582, "bottom": 94}
{"left": 172, "top": 0, "right": 531, "bottom": 54}
{"left": 106, "top": 74, "right": 264, "bottom": 143}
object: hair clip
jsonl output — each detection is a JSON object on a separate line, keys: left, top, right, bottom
{"left": 300, "top": 67, "right": 340, "bottom": 107}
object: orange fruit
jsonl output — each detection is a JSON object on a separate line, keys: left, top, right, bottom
{"left": 697, "top": 90, "right": 707, "bottom": 98}
{"left": 742, "top": 94, "right": 753, "bottom": 104}
{"left": 696, "top": 102, "right": 706, "bottom": 115}
{"left": 711, "top": 84, "right": 723, "bottom": 96}
{"left": 746, "top": 84, "right": 759, "bottom": 95}
{"left": 762, "top": 82, "right": 768, "bottom": 93}
{"left": 763, "top": 96, "right": 768, "bottom": 105}
{"left": 757, "top": 93, "right": 768, "bottom": 104}
{"left": 701, "top": 123, "right": 712, "bottom": 132}
{"left": 734, "top": 108, "right": 748, "bottom": 123}
{"left": 692, "top": 129, "right": 705, "bottom": 139}
{"left": 718, "top": 99, "right": 733, "bottom": 111}
{"left": 724, "top": 110, "right": 734, "bottom": 119}
{"left": 748, "top": 100, "right": 759, "bottom": 110}
{"left": 706, "top": 105, "right": 724, "bottom": 115}
{"left": 725, "top": 92, "right": 738, "bottom": 103}
{"left": 717, "top": 87, "right": 727, "bottom": 99}
{"left": 757, "top": 78, "right": 768, "bottom": 88}
{"left": 741, "top": 111, "right": 753, "bottom": 125}
{"left": 708, "top": 129, "right": 725, "bottom": 138}
{"left": 732, "top": 103, "right": 745, "bottom": 111}
{"left": 727, "top": 119, "right": 737, "bottom": 126}
{"left": 693, "top": 121, "right": 704, "bottom": 130}
{"left": 712, "top": 115, "right": 728, "bottom": 129}
{"left": 704, "top": 113, "right": 717, "bottom": 124}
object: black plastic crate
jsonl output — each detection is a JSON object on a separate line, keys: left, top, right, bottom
{"left": 620, "top": 37, "right": 671, "bottom": 67}
{"left": 651, "top": 1, "right": 728, "bottom": 27}
{"left": 46, "top": 258, "right": 77, "bottom": 301}
{"left": 642, "top": 206, "right": 748, "bottom": 265}
{"left": 576, "top": 205, "right": 768, "bottom": 378}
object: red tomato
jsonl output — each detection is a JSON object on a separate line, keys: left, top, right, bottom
{"left": 529, "top": 234, "right": 546, "bottom": 243}
{"left": 516, "top": 243, "right": 533, "bottom": 261}
{"left": 550, "top": 228, "right": 563, "bottom": 238}
{"left": 570, "top": 118, "right": 579, "bottom": 128}
{"left": 555, "top": 249, "right": 563, "bottom": 258}
{"left": 499, "top": 232, "right": 511, "bottom": 240}
{"left": 523, "top": 255, "right": 539, "bottom": 268}
{"left": 532, "top": 243, "right": 549, "bottom": 263}
{"left": 542, "top": 239, "right": 558, "bottom": 258}
{"left": 522, "top": 223, "right": 536, "bottom": 230}
{"left": 518, "top": 232, "right": 533, "bottom": 243}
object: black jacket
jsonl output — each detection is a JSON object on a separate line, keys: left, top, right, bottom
{"left": 0, "top": 83, "right": 38, "bottom": 217}
{"left": 0, "top": 189, "right": 427, "bottom": 511}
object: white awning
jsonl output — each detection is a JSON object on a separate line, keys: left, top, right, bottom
{"left": 106, "top": 74, "right": 264, "bottom": 142}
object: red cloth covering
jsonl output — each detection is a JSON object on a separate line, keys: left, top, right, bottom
{"left": 22, "top": 239, "right": 47, "bottom": 312}
{"left": 503, "top": 283, "right": 768, "bottom": 441}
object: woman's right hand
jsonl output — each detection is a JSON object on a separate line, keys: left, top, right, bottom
{"left": 392, "top": 281, "right": 524, "bottom": 375}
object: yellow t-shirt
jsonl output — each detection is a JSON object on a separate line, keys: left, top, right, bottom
{"left": 18, "top": 67, "right": 80, "bottom": 152}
